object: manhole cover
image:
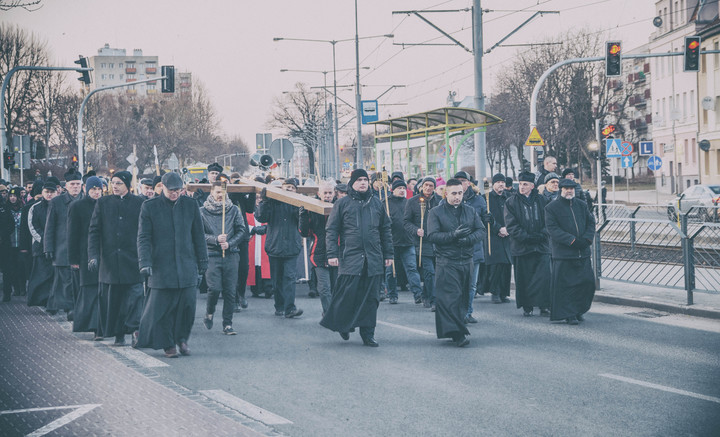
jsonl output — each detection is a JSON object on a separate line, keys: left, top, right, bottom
{"left": 626, "top": 311, "right": 669, "bottom": 318}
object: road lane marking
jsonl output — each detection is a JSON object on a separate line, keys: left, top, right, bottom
{"left": 377, "top": 320, "right": 435, "bottom": 337}
{"left": 199, "top": 390, "right": 293, "bottom": 425}
{"left": 599, "top": 373, "right": 720, "bottom": 404}
{"left": 112, "top": 347, "right": 169, "bottom": 368}
{"left": 0, "top": 404, "right": 101, "bottom": 436}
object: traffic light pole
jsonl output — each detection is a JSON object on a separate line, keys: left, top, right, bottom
{"left": 1, "top": 65, "right": 92, "bottom": 182}
{"left": 77, "top": 76, "right": 166, "bottom": 175}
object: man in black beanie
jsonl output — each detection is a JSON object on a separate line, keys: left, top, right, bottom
{"left": 504, "top": 171, "right": 551, "bottom": 317}
{"left": 321, "top": 169, "right": 394, "bottom": 346}
{"left": 45, "top": 169, "right": 83, "bottom": 317}
{"left": 485, "top": 173, "right": 512, "bottom": 304}
{"left": 194, "top": 163, "right": 223, "bottom": 206}
{"left": 88, "top": 170, "right": 145, "bottom": 346}
{"left": 385, "top": 179, "right": 422, "bottom": 304}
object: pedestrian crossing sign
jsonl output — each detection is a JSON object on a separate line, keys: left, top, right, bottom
{"left": 524, "top": 127, "right": 545, "bottom": 147}
{"left": 606, "top": 138, "right": 622, "bottom": 158}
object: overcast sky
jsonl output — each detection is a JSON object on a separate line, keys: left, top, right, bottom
{"left": 5, "top": 0, "right": 656, "bottom": 146}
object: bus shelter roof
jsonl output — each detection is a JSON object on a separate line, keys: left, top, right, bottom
{"left": 369, "top": 107, "right": 503, "bottom": 141}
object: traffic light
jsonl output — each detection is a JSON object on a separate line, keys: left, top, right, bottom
{"left": 601, "top": 124, "right": 617, "bottom": 138}
{"left": 684, "top": 36, "right": 701, "bottom": 72}
{"left": 75, "top": 56, "right": 91, "bottom": 85}
{"left": 3, "top": 151, "right": 15, "bottom": 169}
{"left": 161, "top": 65, "right": 175, "bottom": 93}
{"left": 71, "top": 154, "right": 78, "bottom": 165}
{"left": 605, "top": 41, "right": 622, "bottom": 77}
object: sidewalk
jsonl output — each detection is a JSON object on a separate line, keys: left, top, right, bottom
{"left": 0, "top": 301, "right": 265, "bottom": 437}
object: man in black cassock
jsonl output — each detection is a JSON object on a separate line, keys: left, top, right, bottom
{"left": 321, "top": 169, "right": 393, "bottom": 347}
{"left": 427, "top": 178, "right": 484, "bottom": 347}
{"left": 136, "top": 172, "right": 208, "bottom": 357}
{"left": 88, "top": 171, "right": 145, "bottom": 347}
{"left": 504, "top": 171, "right": 551, "bottom": 317}
{"left": 68, "top": 176, "right": 104, "bottom": 338}
{"left": 485, "top": 173, "right": 512, "bottom": 304}
{"left": 45, "top": 169, "right": 83, "bottom": 317}
{"left": 545, "top": 178, "right": 597, "bottom": 325}
{"left": 26, "top": 181, "right": 58, "bottom": 307}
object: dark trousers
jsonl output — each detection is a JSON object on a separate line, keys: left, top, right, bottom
{"left": 419, "top": 254, "right": 436, "bottom": 304}
{"left": 137, "top": 286, "right": 196, "bottom": 350}
{"left": 206, "top": 253, "right": 239, "bottom": 327}
{"left": 100, "top": 282, "right": 144, "bottom": 338}
{"left": 3, "top": 247, "right": 26, "bottom": 299}
{"left": 47, "top": 266, "right": 77, "bottom": 312}
{"left": 269, "top": 255, "right": 297, "bottom": 315}
{"left": 236, "top": 241, "right": 249, "bottom": 300}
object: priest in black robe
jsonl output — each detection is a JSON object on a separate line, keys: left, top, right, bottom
{"left": 504, "top": 171, "right": 551, "bottom": 317}
{"left": 320, "top": 169, "right": 393, "bottom": 347}
{"left": 427, "top": 178, "right": 484, "bottom": 347}
{"left": 485, "top": 173, "right": 512, "bottom": 304}
{"left": 68, "top": 176, "right": 103, "bottom": 338}
{"left": 545, "top": 178, "right": 597, "bottom": 325}
{"left": 26, "top": 181, "right": 57, "bottom": 307}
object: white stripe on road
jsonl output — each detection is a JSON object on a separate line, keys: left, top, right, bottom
{"left": 599, "top": 373, "right": 720, "bottom": 404}
{"left": 377, "top": 320, "right": 435, "bottom": 337}
{"left": 199, "top": 390, "right": 293, "bottom": 425}
{"left": 112, "top": 346, "right": 169, "bottom": 368}
{"left": 0, "top": 404, "right": 101, "bottom": 436}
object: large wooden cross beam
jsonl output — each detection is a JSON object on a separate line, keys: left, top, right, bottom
{"left": 186, "top": 180, "right": 332, "bottom": 215}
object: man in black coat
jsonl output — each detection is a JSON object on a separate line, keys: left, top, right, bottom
{"left": 255, "top": 178, "right": 304, "bottom": 318}
{"left": 200, "top": 181, "right": 247, "bottom": 335}
{"left": 193, "top": 162, "right": 223, "bottom": 206}
{"left": 385, "top": 179, "right": 422, "bottom": 305}
{"left": 45, "top": 169, "right": 83, "bottom": 316}
{"left": 504, "top": 172, "right": 551, "bottom": 317}
{"left": 427, "top": 178, "right": 485, "bottom": 347}
{"left": 26, "top": 181, "right": 57, "bottom": 307}
{"left": 404, "top": 177, "right": 441, "bottom": 310}
{"left": 485, "top": 173, "right": 512, "bottom": 304}
{"left": 545, "top": 178, "right": 597, "bottom": 325}
{"left": 19, "top": 180, "right": 43, "bottom": 286}
{"left": 321, "top": 169, "right": 393, "bottom": 347}
{"left": 136, "top": 172, "right": 208, "bottom": 358}
{"left": 68, "top": 176, "right": 104, "bottom": 338}
{"left": 88, "top": 171, "right": 145, "bottom": 346}
{"left": 229, "top": 172, "right": 255, "bottom": 312}
{"left": 299, "top": 181, "right": 335, "bottom": 314}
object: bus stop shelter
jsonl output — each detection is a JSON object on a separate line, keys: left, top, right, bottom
{"left": 370, "top": 107, "right": 503, "bottom": 179}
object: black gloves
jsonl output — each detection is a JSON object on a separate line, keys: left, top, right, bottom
{"left": 252, "top": 225, "right": 267, "bottom": 236}
{"left": 453, "top": 225, "right": 472, "bottom": 239}
{"left": 45, "top": 251, "right": 54, "bottom": 260}
{"left": 482, "top": 213, "right": 494, "bottom": 226}
{"left": 88, "top": 259, "right": 98, "bottom": 273}
{"left": 140, "top": 266, "right": 152, "bottom": 278}
{"left": 571, "top": 238, "right": 589, "bottom": 249}
{"left": 457, "top": 237, "right": 473, "bottom": 247}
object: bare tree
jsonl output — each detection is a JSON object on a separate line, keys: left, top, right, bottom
{"left": 0, "top": 0, "right": 42, "bottom": 11}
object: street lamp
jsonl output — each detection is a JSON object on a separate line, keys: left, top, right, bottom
{"left": 274, "top": 32, "right": 393, "bottom": 175}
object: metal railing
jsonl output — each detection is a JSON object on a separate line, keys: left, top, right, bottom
{"left": 595, "top": 206, "right": 720, "bottom": 305}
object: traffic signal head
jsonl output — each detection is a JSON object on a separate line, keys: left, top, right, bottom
{"left": 161, "top": 65, "right": 175, "bottom": 93}
{"left": 605, "top": 41, "right": 622, "bottom": 77}
{"left": 75, "top": 56, "right": 91, "bottom": 85}
{"left": 684, "top": 36, "right": 701, "bottom": 72}
{"left": 3, "top": 151, "right": 15, "bottom": 169}
{"left": 601, "top": 125, "right": 616, "bottom": 138}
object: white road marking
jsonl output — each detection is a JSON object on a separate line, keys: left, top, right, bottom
{"left": 0, "top": 404, "right": 101, "bottom": 436}
{"left": 599, "top": 373, "right": 720, "bottom": 404}
{"left": 377, "top": 320, "right": 435, "bottom": 337}
{"left": 112, "top": 347, "right": 169, "bottom": 368}
{"left": 199, "top": 390, "right": 293, "bottom": 425}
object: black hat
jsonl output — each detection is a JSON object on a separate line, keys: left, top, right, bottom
{"left": 152, "top": 175, "right": 162, "bottom": 189}
{"left": 421, "top": 176, "right": 437, "bottom": 187}
{"left": 283, "top": 177, "right": 299, "bottom": 188}
{"left": 505, "top": 177, "right": 514, "bottom": 186}
{"left": 391, "top": 179, "right": 407, "bottom": 191}
{"left": 391, "top": 171, "right": 404, "bottom": 181}
{"left": 9, "top": 186, "right": 22, "bottom": 197}
{"left": 161, "top": 172, "right": 184, "bottom": 190}
{"left": 85, "top": 176, "right": 103, "bottom": 193}
{"left": 454, "top": 171, "right": 472, "bottom": 181}
{"left": 113, "top": 171, "right": 133, "bottom": 190}
{"left": 47, "top": 176, "right": 61, "bottom": 186}
{"left": 544, "top": 172, "right": 559, "bottom": 184}
{"left": 559, "top": 178, "right": 577, "bottom": 189}
{"left": 31, "top": 179, "right": 44, "bottom": 197}
{"left": 492, "top": 173, "right": 506, "bottom": 184}
{"left": 334, "top": 183, "right": 348, "bottom": 193}
{"left": 140, "top": 178, "right": 153, "bottom": 186}
{"left": 562, "top": 168, "right": 575, "bottom": 178}
{"left": 518, "top": 171, "right": 535, "bottom": 183}
{"left": 207, "top": 163, "right": 223, "bottom": 173}
{"left": 349, "top": 169, "right": 369, "bottom": 187}
{"left": 42, "top": 181, "right": 57, "bottom": 192}
{"left": 64, "top": 169, "right": 81, "bottom": 182}
{"left": 82, "top": 170, "right": 96, "bottom": 183}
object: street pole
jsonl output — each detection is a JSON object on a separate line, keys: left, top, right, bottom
{"left": 473, "top": 0, "right": 486, "bottom": 187}
{"left": 595, "top": 119, "right": 602, "bottom": 218}
{"left": 77, "top": 76, "right": 165, "bottom": 174}
{"left": 1, "top": 65, "right": 92, "bottom": 182}
{"left": 333, "top": 43, "right": 340, "bottom": 178}
{"left": 354, "top": 0, "right": 363, "bottom": 170}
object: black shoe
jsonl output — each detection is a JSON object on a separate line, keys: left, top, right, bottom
{"left": 340, "top": 332, "right": 350, "bottom": 341}
{"left": 285, "top": 308, "right": 304, "bottom": 318}
{"left": 179, "top": 342, "right": 191, "bottom": 356}
{"left": 223, "top": 325, "right": 237, "bottom": 335}
{"left": 576, "top": 313, "right": 585, "bottom": 322}
{"left": 362, "top": 337, "right": 379, "bottom": 347}
{"left": 131, "top": 331, "right": 139, "bottom": 348}
{"left": 500, "top": 297, "right": 510, "bottom": 303}
{"left": 540, "top": 308, "right": 551, "bottom": 317}
{"left": 66, "top": 310, "right": 74, "bottom": 322}
{"left": 203, "top": 313, "right": 213, "bottom": 330}
{"left": 414, "top": 295, "right": 422, "bottom": 304}
{"left": 274, "top": 310, "right": 284, "bottom": 316}
{"left": 491, "top": 294, "right": 501, "bottom": 304}
{"left": 567, "top": 317, "right": 579, "bottom": 325}
{"left": 234, "top": 304, "right": 241, "bottom": 313}
{"left": 389, "top": 297, "right": 398, "bottom": 304}
{"left": 464, "top": 315, "right": 478, "bottom": 324}
{"left": 240, "top": 297, "right": 248, "bottom": 309}
{"left": 455, "top": 335, "right": 470, "bottom": 347}
{"left": 113, "top": 336, "right": 126, "bottom": 346}
{"left": 523, "top": 309, "right": 533, "bottom": 317}
{"left": 308, "top": 291, "right": 318, "bottom": 298}
{"left": 430, "top": 304, "right": 436, "bottom": 312}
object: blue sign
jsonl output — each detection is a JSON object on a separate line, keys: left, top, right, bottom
{"left": 361, "top": 100, "right": 379, "bottom": 124}
{"left": 621, "top": 155, "right": 633, "bottom": 168}
{"left": 606, "top": 139, "right": 622, "bottom": 158}
{"left": 639, "top": 141, "right": 654, "bottom": 156}
{"left": 647, "top": 155, "right": 662, "bottom": 171}
{"left": 620, "top": 141, "right": 633, "bottom": 156}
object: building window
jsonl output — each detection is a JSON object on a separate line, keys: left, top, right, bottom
{"left": 690, "top": 90, "right": 695, "bottom": 118}
{"left": 100, "top": 63, "right": 106, "bottom": 69}
{"left": 109, "top": 74, "right": 114, "bottom": 79}
{"left": 119, "top": 74, "right": 123, "bottom": 79}
{"left": 101, "top": 74, "right": 106, "bottom": 80}
{"left": 684, "top": 139, "right": 689, "bottom": 164}
{"left": 109, "top": 63, "right": 114, "bottom": 69}
{"left": 715, "top": 41, "right": 719, "bottom": 69}
{"left": 692, "top": 138, "right": 696, "bottom": 164}
{"left": 119, "top": 63, "right": 124, "bottom": 69}
{"left": 683, "top": 92, "right": 687, "bottom": 119}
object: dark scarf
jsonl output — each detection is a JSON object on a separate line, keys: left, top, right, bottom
{"left": 349, "top": 186, "right": 371, "bottom": 202}
{"left": 203, "top": 193, "right": 233, "bottom": 214}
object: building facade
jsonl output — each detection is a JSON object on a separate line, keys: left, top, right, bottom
{"left": 696, "top": 3, "right": 720, "bottom": 186}
{"left": 88, "top": 44, "right": 160, "bottom": 96}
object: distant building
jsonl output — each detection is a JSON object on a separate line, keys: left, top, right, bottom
{"left": 696, "top": 3, "right": 720, "bottom": 186}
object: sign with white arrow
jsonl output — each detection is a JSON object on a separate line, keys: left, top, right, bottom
{"left": 621, "top": 155, "right": 633, "bottom": 168}
{"left": 647, "top": 155, "right": 662, "bottom": 171}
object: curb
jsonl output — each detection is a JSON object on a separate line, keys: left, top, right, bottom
{"left": 594, "top": 292, "right": 720, "bottom": 320}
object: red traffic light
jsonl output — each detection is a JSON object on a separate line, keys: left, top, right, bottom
{"left": 688, "top": 40, "right": 700, "bottom": 50}
{"left": 609, "top": 44, "right": 621, "bottom": 55}
{"left": 72, "top": 155, "right": 78, "bottom": 163}
{"left": 601, "top": 125, "right": 616, "bottom": 137}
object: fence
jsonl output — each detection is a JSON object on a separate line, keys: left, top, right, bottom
{"left": 595, "top": 206, "right": 720, "bottom": 305}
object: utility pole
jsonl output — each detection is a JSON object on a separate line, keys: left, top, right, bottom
{"left": 472, "top": 0, "right": 486, "bottom": 186}
{"left": 354, "top": 0, "right": 364, "bottom": 169}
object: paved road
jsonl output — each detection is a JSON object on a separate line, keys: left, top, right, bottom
{"left": 154, "top": 287, "right": 720, "bottom": 437}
